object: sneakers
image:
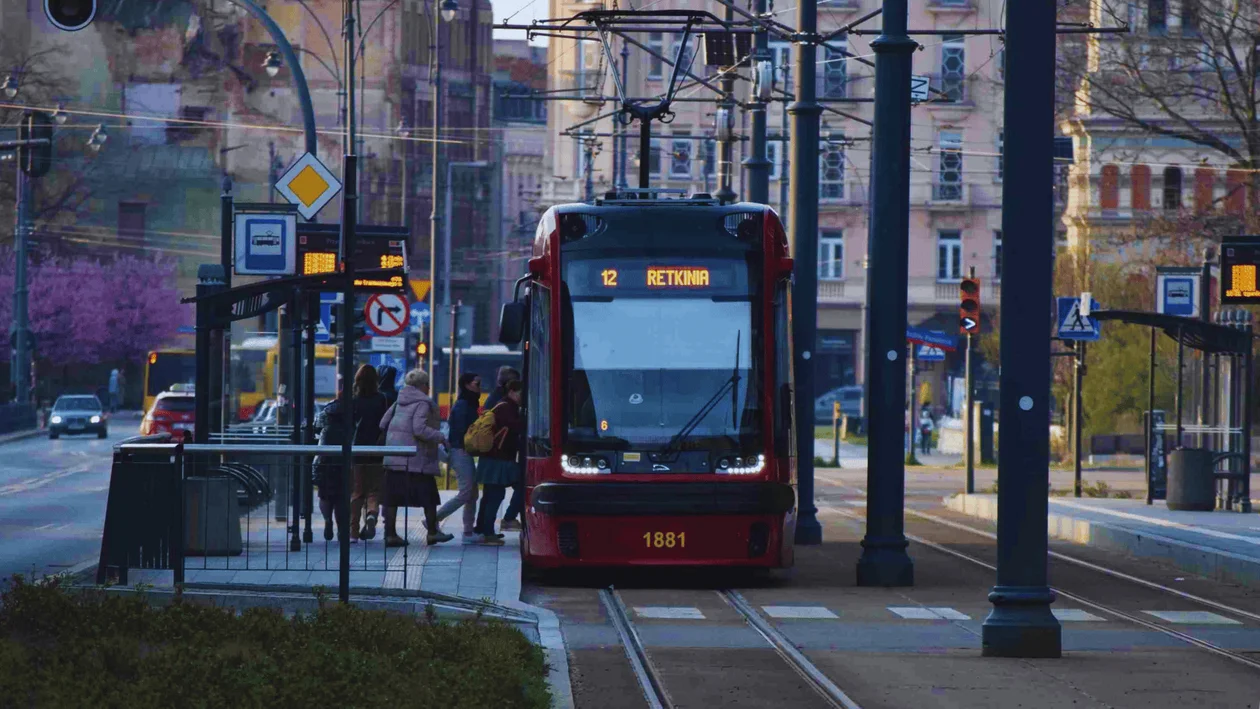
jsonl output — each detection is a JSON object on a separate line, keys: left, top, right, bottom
{"left": 427, "top": 531, "right": 455, "bottom": 545}
{"left": 500, "top": 519, "right": 522, "bottom": 532}
{"left": 323, "top": 522, "right": 334, "bottom": 541}
{"left": 479, "top": 535, "right": 505, "bottom": 546}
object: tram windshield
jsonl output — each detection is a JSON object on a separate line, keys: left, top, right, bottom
{"left": 561, "top": 256, "right": 762, "bottom": 452}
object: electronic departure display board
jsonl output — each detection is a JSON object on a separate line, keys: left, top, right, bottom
{"left": 567, "top": 258, "right": 749, "bottom": 297}
{"left": 296, "top": 224, "right": 408, "bottom": 293}
{"left": 1221, "top": 236, "right": 1260, "bottom": 305}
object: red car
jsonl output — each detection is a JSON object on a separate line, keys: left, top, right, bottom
{"left": 140, "top": 390, "right": 196, "bottom": 441}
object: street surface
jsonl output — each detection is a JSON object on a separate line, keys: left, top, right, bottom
{"left": 0, "top": 424, "right": 132, "bottom": 581}
{"left": 526, "top": 462, "right": 1260, "bottom": 708}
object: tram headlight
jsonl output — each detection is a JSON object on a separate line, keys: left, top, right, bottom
{"left": 716, "top": 454, "right": 765, "bottom": 475}
{"left": 562, "top": 454, "right": 611, "bottom": 475}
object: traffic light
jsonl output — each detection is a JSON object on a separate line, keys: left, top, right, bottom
{"left": 44, "top": 0, "right": 96, "bottom": 31}
{"left": 959, "top": 276, "right": 981, "bottom": 335}
{"left": 17, "top": 111, "right": 53, "bottom": 179}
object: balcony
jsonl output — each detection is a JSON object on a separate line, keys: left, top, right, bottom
{"left": 914, "top": 182, "right": 972, "bottom": 210}
{"left": 921, "top": 73, "right": 972, "bottom": 106}
{"left": 817, "top": 278, "right": 864, "bottom": 305}
{"left": 926, "top": 0, "right": 976, "bottom": 13}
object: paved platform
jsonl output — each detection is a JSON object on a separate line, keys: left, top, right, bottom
{"left": 948, "top": 493, "right": 1260, "bottom": 587}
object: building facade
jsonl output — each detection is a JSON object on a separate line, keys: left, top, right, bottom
{"left": 543, "top": 0, "right": 1007, "bottom": 414}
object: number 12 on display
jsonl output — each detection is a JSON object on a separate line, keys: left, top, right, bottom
{"left": 643, "top": 531, "right": 685, "bottom": 549}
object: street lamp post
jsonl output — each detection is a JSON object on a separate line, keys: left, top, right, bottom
{"left": 428, "top": 0, "right": 459, "bottom": 391}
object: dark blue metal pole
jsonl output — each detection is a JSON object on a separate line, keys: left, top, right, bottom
{"left": 742, "top": 0, "right": 771, "bottom": 204}
{"left": 233, "top": 0, "right": 319, "bottom": 158}
{"left": 855, "top": 0, "right": 915, "bottom": 586}
{"left": 337, "top": 0, "right": 358, "bottom": 606}
{"left": 789, "top": 0, "right": 823, "bottom": 546}
{"left": 981, "top": 0, "right": 1061, "bottom": 658}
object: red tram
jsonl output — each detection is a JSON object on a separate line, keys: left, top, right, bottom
{"left": 498, "top": 191, "right": 798, "bottom": 570}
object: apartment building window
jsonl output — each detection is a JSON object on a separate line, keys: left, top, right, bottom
{"left": 996, "top": 131, "right": 1003, "bottom": 182}
{"left": 820, "top": 141, "right": 845, "bottom": 199}
{"left": 574, "top": 138, "right": 585, "bottom": 179}
{"left": 819, "top": 230, "right": 844, "bottom": 280}
{"left": 937, "top": 230, "right": 962, "bottom": 281}
{"left": 823, "top": 44, "right": 848, "bottom": 98}
{"left": 940, "top": 36, "right": 966, "bottom": 102}
{"left": 993, "top": 231, "right": 1003, "bottom": 280}
{"left": 1131, "top": 164, "right": 1152, "bottom": 210}
{"left": 770, "top": 41, "right": 791, "bottom": 76}
{"left": 1148, "top": 0, "right": 1167, "bottom": 33}
{"left": 1163, "top": 166, "right": 1182, "bottom": 211}
{"left": 938, "top": 132, "right": 963, "bottom": 200}
{"left": 671, "top": 136, "right": 692, "bottom": 178}
{"left": 767, "top": 141, "right": 782, "bottom": 180}
{"left": 649, "top": 138, "right": 662, "bottom": 176}
{"left": 1227, "top": 169, "right": 1247, "bottom": 215}
{"left": 648, "top": 33, "right": 664, "bottom": 79}
{"left": 1194, "top": 167, "right": 1214, "bottom": 212}
{"left": 702, "top": 138, "right": 716, "bottom": 177}
{"left": 1100, "top": 164, "right": 1120, "bottom": 210}
{"left": 1182, "top": 0, "right": 1199, "bottom": 35}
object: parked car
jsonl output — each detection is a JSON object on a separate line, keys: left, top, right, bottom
{"left": 140, "top": 389, "right": 196, "bottom": 441}
{"left": 48, "top": 395, "right": 108, "bottom": 439}
{"left": 815, "top": 386, "right": 863, "bottom": 422}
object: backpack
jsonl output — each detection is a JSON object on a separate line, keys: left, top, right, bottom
{"left": 464, "top": 403, "right": 507, "bottom": 455}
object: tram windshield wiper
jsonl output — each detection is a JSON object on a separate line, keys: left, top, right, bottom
{"left": 661, "top": 332, "right": 741, "bottom": 459}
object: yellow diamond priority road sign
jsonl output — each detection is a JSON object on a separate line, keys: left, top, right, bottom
{"left": 275, "top": 152, "right": 342, "bottom": 220}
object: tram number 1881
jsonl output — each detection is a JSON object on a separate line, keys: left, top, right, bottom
{"left": 643, "top": 531, "right": 686, "bottom": 549}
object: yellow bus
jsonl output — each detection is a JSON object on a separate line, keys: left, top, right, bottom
{"left": 142, "top": 348, "right": 197, "bottom": 415}
{"left": 232, "top": 335, "right": 338, "bottom": 420}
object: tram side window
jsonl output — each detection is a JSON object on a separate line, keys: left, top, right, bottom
{"left": 528, "top": 285, "right": 551, "bottom": 452}
{"left": 774, "top": 280, "right": 795, "bottom": 459}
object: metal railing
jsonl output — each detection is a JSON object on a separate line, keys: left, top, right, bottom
{"left": 98, "top": 441, "right": 430, "bottom": 594}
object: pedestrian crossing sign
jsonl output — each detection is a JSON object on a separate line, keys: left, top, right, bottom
{"left": 1057, "top": 296, "right": 1101, "bottom": 341}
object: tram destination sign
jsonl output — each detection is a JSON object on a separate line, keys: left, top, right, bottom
{"left": 296, "top": 224, "right": 408, "bottom": 293}
{"left": 1221, "top": 236, "right": 1260, "bottom": 304}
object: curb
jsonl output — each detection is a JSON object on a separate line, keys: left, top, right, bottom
{"left": 946, "top": 493, "right": 1260, "bottom": 587}
{"left": 495, "top": 536, "right": 575, "bottom": 709}
{"left": 0, "top": 428, "right": 43, "bottom": 445}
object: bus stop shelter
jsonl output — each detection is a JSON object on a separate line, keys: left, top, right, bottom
{"left": 1092, "top": 309, "right": 1254, "bottom": 512}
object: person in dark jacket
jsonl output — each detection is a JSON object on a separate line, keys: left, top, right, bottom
{"left": 484, "top": 366, "right": 525, "bottom": 532}
{"left": 315, "top": 391, "right": 351, "bottom": 542}
{"left": 435, "top": 372, "right": 482, "bottom": 540}
{"left": 378, "top": 365, "right": 399, "bottom": 407}
{"left": 473, "top": 379, "right": 525, "bottom": 545}
{"left": 351, "top": 365, "right": 390, "bottom": 541}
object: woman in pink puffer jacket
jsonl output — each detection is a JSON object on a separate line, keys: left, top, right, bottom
{"left": 380, "top": 369, "right": 454, "bottom": 547}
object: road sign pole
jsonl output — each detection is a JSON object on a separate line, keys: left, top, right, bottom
{"left": 290, "top": 291, "right": 304, "bottom": 551}
{"left": 906, "top": 345, "right": 919, "bottom": 465}
{"left": 1198, "top": 249, "right": 1213, "bottom": 448}
{"left": 337, "top": 0, "right": 358, "bottom": 606}
{"left": 1073, "top": 341, "right": 1085, "bottom": 498}
{"left": 982, "top": 0, "right": 1061, "bottom": 658}
{"left": 304, "top": 294, "right": 317, "bottom": 543}
{"left": 857, "top": 0, "right": 915, "bottom": 586}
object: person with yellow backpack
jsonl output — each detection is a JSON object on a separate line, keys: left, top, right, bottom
{"left": 467, "top": 379, "right": 525, "bottom": 546}
{"left": 435, "top": 373, "right": 482, "bottom": 542}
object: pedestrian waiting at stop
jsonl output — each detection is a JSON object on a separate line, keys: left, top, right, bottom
{"left": 350, "top": 365, "right": 390, "bottom": 542}
{"left": 484, "top": 366, "right": 525, "bottom": 532}
{"left": 473, "top": 379, "right": 525, "bottom": 546}
{"left": 436, "top": 372, "right": 482, "bottom": 542}
{"left": 378, "top": 365, "right": 399, "bottom": 407}
{"left": 314, "top": 388, "right": 354, "bottom": 542}
{"left": 381, "top": 369, "right": 455, "bottom": 547}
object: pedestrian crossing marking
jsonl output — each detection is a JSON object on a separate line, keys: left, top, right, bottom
{"left": 1142, "top": 610, "right": 1241, "bottom": 625}
{"left": 762, "top": 605, "right": 838, "bottom": 619}
{"left": 888, "top": 606, "right": 970, "bottom": 620}
{"left": 634, "top": 606, "right": 706, "bottom": 620}
{"left": 1053, "top": 609, "right": 1106, "bottom": 622}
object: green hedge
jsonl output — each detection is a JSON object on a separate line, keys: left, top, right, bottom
{"left": 0, "top": 575, "right": 550, "bottom": 709}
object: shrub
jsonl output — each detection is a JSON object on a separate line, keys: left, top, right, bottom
{"left": 0, "top": 575, "right": 550, "bottom": 709}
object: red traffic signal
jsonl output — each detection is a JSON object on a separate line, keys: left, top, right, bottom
{"left": 959, "top": 277, "right": 981, "bottom": 335}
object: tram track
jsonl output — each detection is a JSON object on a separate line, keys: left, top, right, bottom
{"left": 824, "top": 503, "right": 1260, "bottom": 672}
{"left": 599, "top": 586, "right": 862, "bottom": 709}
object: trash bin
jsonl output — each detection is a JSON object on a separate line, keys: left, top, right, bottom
{"left": 185, "top": 476, "right": 243, "bottom": 555}
{"left": 1166, "top": 448, "right": 1216, "bottom": 512}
